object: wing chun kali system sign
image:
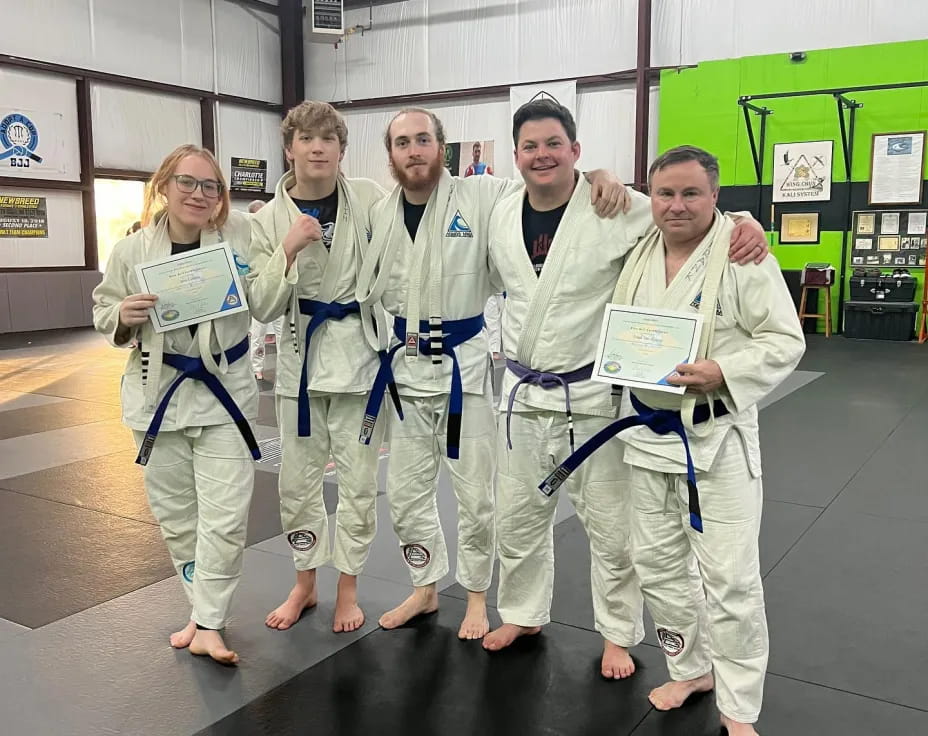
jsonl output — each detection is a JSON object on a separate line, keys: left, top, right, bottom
{"left": 772, "top": 140, "right": 833, "bottom": 203}
{"left": 0, "top": 195, "right": 48, "bottom": 238}
{"left": 229, "top": 158, "right": 268, "bottom": 193}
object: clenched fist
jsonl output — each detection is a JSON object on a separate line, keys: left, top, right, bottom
{"left": 283, "top": 214, "right": 323, "bottom": 263}
{"left": 119, "top": 293, "right": 158, "bottom": 328}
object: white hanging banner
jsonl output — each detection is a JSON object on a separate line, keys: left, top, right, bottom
{"left": 0, "top": 109, "right": 67, "bottom": 177}
{"left": 772, "top": 140, "right": 834, "bottom": 203}
{"left": 510, "top": 81, "right": 577, "bottom": 123}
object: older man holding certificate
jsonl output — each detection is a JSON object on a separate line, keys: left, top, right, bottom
{"left": 545, "top": 146, "right": 805, "bottom": 734}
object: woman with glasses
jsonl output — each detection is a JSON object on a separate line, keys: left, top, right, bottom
{"left": 93, "top": 144, "right": 259, "bottom": 665}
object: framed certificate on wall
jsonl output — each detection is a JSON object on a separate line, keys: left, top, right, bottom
{"left": 869, "top": 131, "right": 926, "bottom": 205}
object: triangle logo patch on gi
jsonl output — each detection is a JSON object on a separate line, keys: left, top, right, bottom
{"left": 446, "top": 210, "right": 473, "bottom": 238}
{"left": 690, "top": 291, "right": 723, "bottom": 316}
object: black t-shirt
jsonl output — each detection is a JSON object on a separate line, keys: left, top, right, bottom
{"left": 171, "top": 240, "right": 201, "bottom": 336}
{"left": 522, "top": 199, "right": 568, "bottom": 276}
{"left": 403, "top": 197, "right": 427, "bottom": 240}
{"left": 292, "top": 189, "right": 338, "bottom": 250}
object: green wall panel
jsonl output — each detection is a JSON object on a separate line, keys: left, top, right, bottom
{"left": 660, "top": 39, "right": 928, "bottom": 336}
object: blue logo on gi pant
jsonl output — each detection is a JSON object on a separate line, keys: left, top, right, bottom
{"left": 182, "top": 561, "right": 195, "bottom": 582}
{"left": 0, "top": 113, "right": 43, "bottom": 165}
{"left": 446, "top": 210, "right": 473, "bottom": 238}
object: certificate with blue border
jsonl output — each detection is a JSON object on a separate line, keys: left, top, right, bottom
{"left": 592, "top": 304, "right": 703, "bottom": 395}
{"left": 134, "top": 244, "right": 248, "bottom": 333}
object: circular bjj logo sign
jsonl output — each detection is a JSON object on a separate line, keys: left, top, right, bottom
{"left": 160, "top": 308, "right": 180, "bottom": 322}
{"left": 0, "top": 113, "right": 43, "bottom": 163}
{"left": 225, "top": 293, "right": 240, "bottom": 307}
{"left": 656, "top": 627, "right": 685, "bottom": 657}
{"left": 402, "top": 544, "right": 431, "bottom": 569}
{"left": 288, "top": 530, "right": 317, "bottom": 551}
{"left": 182, "top": 561, "right": 195, "bottom": 583}
{"left": 603, "top": 361, "right": 621, "bottom": 374}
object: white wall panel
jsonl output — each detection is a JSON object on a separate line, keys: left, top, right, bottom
{"left": 90, "top": 0, "right": 214, "bottom": 90}
{"left": 426, "top": 0, "right": 521, "bottom": 91}
{"left": 216, "top": 0, "right": 282, "bottom": 103}
{"left": 575, "top": 84, "right": 659, "bottom": 183}
{"left": 654, "top": 0, "right": 928, "bottom": 67}
{"left": 92, "top": 85, "right": 202, "bottom": 172}
{"left": 1, "top": 0, "right": 282, "bottom": 101}
{"left": 0, "top": 189, "right": 85, "bottom": 268}
{"left": 514, "top": 0, "right": 637, "bottom": 82}
{"left": 307, "top": 0, "right": 638, "bottom": 102}
{"left": 0, "top": 70, "right": 81, "bottom": 183}
{"left": 1, "top": 0, "right": 93, "bottom": 70}
{"left": 306, "top": 0, "right": 430, "bottom": 102}
{"left": 216, "top": 104, "right": 285, "bottom": 192}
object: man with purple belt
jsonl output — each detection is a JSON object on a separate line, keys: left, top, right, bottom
{"left": 482, "top": 100, "right": 769, "bottom": 682}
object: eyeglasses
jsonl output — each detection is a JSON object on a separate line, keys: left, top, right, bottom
{"left": 172, "top": 174, "right": 223, "bottom": 198}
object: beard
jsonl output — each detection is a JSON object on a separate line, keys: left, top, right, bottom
{"left": 391, "top": 154, "right": 444, "bottom": 194}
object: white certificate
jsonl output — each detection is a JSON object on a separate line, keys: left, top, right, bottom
{"left": 592, "top": 304, "right": 703, "bottom": 395}
{"left": 134, "top": 244, "right": 248, "bottom": 333}
{"left": 870, "top": 132, "right": 926, "bottom": 205}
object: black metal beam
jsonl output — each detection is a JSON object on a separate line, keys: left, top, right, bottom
{"left": 0, "top": 177, "right": 86, "bottom": 191}
{"left": 633, "top": 0, "right": 652, "bottom": 191}
{"left": 200, "top": 98, "right": 217, "bottom": 154}
{"left": 93, "top": 168, "right": 153, "bottom": 181}
{"left": 331, "top": 68, "right": 665, "bottom": 111}
{"left": 76, "top": 79, "right": 98, "bottom": 272}
{"left": 834, "top": 94, "right": 863, "bottom": 334}
{"left": 740, "top": 79, "right": 928, "bottom": 103}
{"left": 738, "top": 101, "right": 773, "bottom": 185}
{"left": 279, "top": 0, "right": 305, "bottom": 113}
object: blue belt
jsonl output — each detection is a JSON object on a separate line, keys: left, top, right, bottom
{"left": 296, "top": 298, "right": 360, "bottom": 437}
{"left": 505, "top": 359, "right": 593, "bottom": 454}
{"left": 359, "top": 314, "right": 484, "bottom": 459}
{"left": 135, "top": 337, "right": 260, "bottom": 466}
{"left": 538, "top": 393, "right": 730, "bottom": 533}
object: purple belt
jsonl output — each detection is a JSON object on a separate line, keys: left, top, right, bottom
{"left": 505, "top": 359, "right": 594, "bottom": 453}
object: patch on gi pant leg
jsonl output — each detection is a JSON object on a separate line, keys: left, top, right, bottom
{"left": 182, "top": 561, "right": 195, "bottom": 583}
{"left": 402, "top": 544, "right": 431, "bottom": 569}
{"left": 657, "top": 628, "right": 685, "bottom": 657}
{"left": 288, "top": 530, "right": 317, "bottom": 551}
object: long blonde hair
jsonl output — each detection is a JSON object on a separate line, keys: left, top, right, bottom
{"left": 140, "top": 145, "right": 230, "bottom": 229}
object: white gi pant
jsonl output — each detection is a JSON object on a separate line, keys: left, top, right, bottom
{"left": 497, "top": 410, "right": 644, "bottom": 646}
{"left": 277, "top": 393, "right": 384, "bottom": 575}
{"left": 385, "top": 391, "right": 496, "bottom": 591}
{"left": 630, "top": 432, "right": 767, "bottom": 724}
{"left": 133, "top": 423, "right": 254, "bottom": 630}
{"left": 250, "top": 317, "right": 283, "bottom": 375}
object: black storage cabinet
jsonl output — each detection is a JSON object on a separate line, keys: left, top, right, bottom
{"left": 848, "top": 276, "right": 917, "bottom": 302}
{"left": 843, "top": 301, "right": 917, "bottom": 340}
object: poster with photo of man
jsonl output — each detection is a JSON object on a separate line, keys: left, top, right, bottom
{"left": 461, "top": 140, "right": 494, "bottom": 176}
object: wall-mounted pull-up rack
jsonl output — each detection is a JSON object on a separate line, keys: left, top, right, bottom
{"left": 737, "top": 79, "right": 928, "bottom": 333}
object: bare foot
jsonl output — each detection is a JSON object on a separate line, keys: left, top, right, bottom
{"left": 721, "top": 715, "right": 759, "bottom": 735}
{"left": 482, "top": 623, "right": 542, "bottom": 651}
{"left": 333, "top": 573, "right": 365, "bottom": 633}
{"left": 266, "top": 570, "right": 318, "bottom": 630}
{"left": 601, "top": 639, "right": 636, "bottom": 679}
{"left": 458, "top": 590, "right": 489, "bottom": 640}
{"left": 648, "top": 672, "right": 714, "bottom": 711}
{"left": 379, "top": 586, "right": 439, "bottom": 629}
{"left": 189, "top": 628, "right": 239, "bottom": 665}
{"left": 169, "top": 620, "right": 196, "bottom": 649}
